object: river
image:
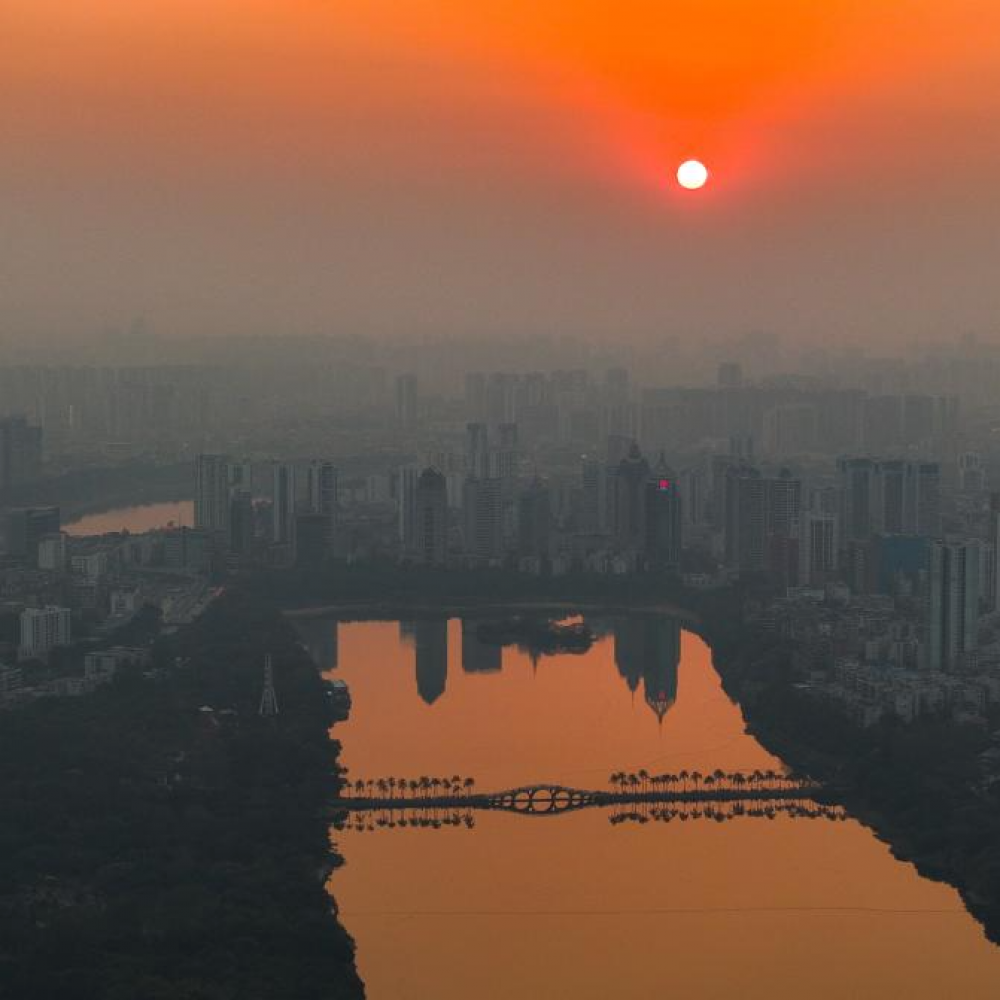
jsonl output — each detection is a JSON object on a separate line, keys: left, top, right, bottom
{"left": 63, "top": 501, "right": 194, "bottom": 536}
{"left": 298, "top": 615, "right": 1000, "bottom": 999}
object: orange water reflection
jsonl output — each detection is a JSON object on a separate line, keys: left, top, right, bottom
{"left": 321, "top": 618, "right": 1000, "bottom": 999}
{"left": 64, "top": 501, "right": 194, "bottom": 536}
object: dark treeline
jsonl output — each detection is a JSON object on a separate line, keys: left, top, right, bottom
{"left": 240, "top": 559, "right": 719, "bottom": 612}
{"left": 0, "top": 590, "right": 363, "bottom": 1000}
{"left": 704, "top": 601, "right": 1000, "bottom": 945}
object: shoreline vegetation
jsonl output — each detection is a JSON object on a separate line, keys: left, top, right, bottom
{"left": 265, "top": 561, "right": 1000, "bottom": 947}
{"left": 0, "top": 589, "right": 364, "bottom": 1000}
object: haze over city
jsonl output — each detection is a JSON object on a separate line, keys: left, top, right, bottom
{"left": 4, "top": 1, "right": 1000, "bottom": 343}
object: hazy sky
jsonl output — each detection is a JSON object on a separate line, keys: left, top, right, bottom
{"left": 3, "top": 1, "right": 1000, "bottom": 344}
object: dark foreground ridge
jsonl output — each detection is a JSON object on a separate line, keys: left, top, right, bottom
{"left": 0, "top": 590, "right": 363, "bottom": 1000}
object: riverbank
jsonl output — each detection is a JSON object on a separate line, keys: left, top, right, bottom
{"left": 697, "top": 599, "right": 1000, "bottom": 946}
{"left": 286, "top": 598, "right": 697, "bottom": 623}
{"left": 0, "top": 589, "right": 364, "bottom": 999}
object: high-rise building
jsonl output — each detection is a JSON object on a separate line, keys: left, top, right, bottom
{"left": 37, "top": 532, "right": 68, "bottom": 571}
{"left": 838, "top": 457, "right": 877, "bottom": 543}
{"left": 271, "top": 461, "right": 296, "bottom": 545}
{"left": 724, "top": 466, "right": 766, "bottom": 572}
{"left": 799, "top": 512, "right": 839, "bottom": 586}
{"left": 723, "top": 467, "right": 801, "bottom": 575}
{"left": 840, "top": 457, "right": 941, "bottom": 542}
{"left": 397, "top": 464, "right": 422, "bottom": 548}
{"left": 6, "top": 506, "right": 60, "bottom": 562}
{"left": 959, "top": 452, "right": 987, "bottom": 494}
{"left": 517, "top": 479, "right": 551, "bottom": 560}
{"left": 613, "top": 442, "right": 650, "bottom": 549}
{"left": 463, "top": 477, "right": 503, "bottom": 563}
{"left": 395, "top": 374, "right": 419, "bottom": 430}
{"left": 0, "top": 416, "right": 43, "bottom": 494}
{"left": 644, "top": 457, "right": 682, "bottom": 572}
{"left": 413, "top": 468, "right": 448, "bottom": 566}
{"left": 302, "top": 459, "right": 338, "bottom": 550}
{"left": 194, "top": 454, "right": 231, "bottom": 535}
{"left": 928, "top": 540, "right": 981, "bottom": 672}
{"left": 19, "top": 605, "right": 71, "bottom": 661}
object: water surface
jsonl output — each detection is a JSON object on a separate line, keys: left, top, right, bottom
{"left": 64, "top": 500, "right": 194, "bottom": 536}
{"left": 312, "top": 617, "right": 1000, "bottom": 999}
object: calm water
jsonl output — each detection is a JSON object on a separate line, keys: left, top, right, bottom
{"left": 64, "top": 501, "right": 194, "bottom": 536}
{"left": 302, "top": 615, "right": 1000, "bottom": 999}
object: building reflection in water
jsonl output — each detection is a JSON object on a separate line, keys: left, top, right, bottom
{"left": 399, "top": 621, "right": 419, "bottom": 647}
{"left": 292, "top": 618, "right": 339, "bottom": 672}
{"left": 391, "top": 615, "right": 679, "bottom": 716}
{"left": 460, "top": 621, "right": 502, "bottom": 674}
{"left": 614, "top": 616, "right": 681, "bottom": 722}
{"left": 412, "top": 618, "right": 448, "bottom": 705}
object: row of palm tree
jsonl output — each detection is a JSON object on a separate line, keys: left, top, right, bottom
{"left": 344, "top": 810, "right": 476, "bottom": 833}
{"left": 349, "top": 775, "right": 476, "bottom": 800}
{"left": 606, "top": 768, "right": 812, "bottom": 796}
{"left": 609, "top": 801, "right": 846, "bottom": 825}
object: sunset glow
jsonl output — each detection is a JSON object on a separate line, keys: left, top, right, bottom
{"left": 3, "top": 1, "right": 1000, "bottom": 341}
{"left": 677, "top": 160, "right": 709, "bottom": 190}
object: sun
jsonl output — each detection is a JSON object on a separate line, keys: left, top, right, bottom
{"left": 677, "top": 160, "right": 709, "bottom": 190}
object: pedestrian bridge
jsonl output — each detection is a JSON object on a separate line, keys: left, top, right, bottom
{"left": 339, "top": 773, "right": 824, "bottom": 818}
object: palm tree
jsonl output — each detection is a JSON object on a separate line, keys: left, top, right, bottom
{"left": 464, "top": 777, "right": 475, "bottom": 797}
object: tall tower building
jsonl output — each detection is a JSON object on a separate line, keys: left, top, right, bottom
{"left": 302, "top": 460, "right": 338, "bottom": 551}
{"left": 413, "top": 468, "right": 448, "bottom": 566}
{"left": 397, "top": 464, "right": 422, "bottom": 549}
{"left": 613, "top": 442, "right": 650, "bottom": 550}
{"left": 463, "top": 477, "right": 503, "bottom": 563}
{"left": 838, "top": 457, "right": 877, "bottom": 543}
{"left": 271, "top": 461, "right": 297, "bottom": 545}
{"left": 644, "top": 456, "right": 682, "bottom": 572}
{"left": 517, "top": 479, "right": 551, "bottom": 560}
{"left": 928, "top": 540, "right": 981, "bottom": 672}
{"left": 195, "top": 454, "right": 231, "bottom": 535}
{"left": 724, "top": 465, "right": 765, "bottom": 572}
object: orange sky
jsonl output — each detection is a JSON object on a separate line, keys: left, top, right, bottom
{"left": 3, "top": 1, "right": 1000, "bottom": 342}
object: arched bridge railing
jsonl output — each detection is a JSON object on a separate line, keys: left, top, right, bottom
{"left": 487, "top": 784, "right": 602, "bottom": 815}
{"left": 338, "top": 772, "right": 825, "bottom": 818}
